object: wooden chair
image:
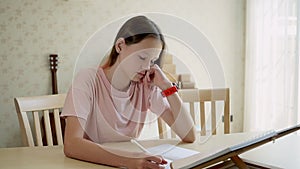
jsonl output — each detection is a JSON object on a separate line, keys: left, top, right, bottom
{"left": 14, "top": 94, "right": 66, "bottom": 147}
{"left": 158, "top": 88, "right": 230, "bottom": 138}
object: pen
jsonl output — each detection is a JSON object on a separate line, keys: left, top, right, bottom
{"left": 131, "top": 139, "right": 170, "bottom": 167}
{"left": 130, "top": 139, "right": 151, "bottom": 154}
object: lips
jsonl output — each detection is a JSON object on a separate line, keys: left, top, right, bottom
{"left": 135, "top": 72, "right": 146, "bottom": 82}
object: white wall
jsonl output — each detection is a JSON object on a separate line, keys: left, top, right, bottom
{"left": 0, "top": 0, "right": 245, "bottom": 147}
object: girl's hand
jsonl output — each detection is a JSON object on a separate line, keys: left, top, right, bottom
{"left": 143, "top": 64, "right": 173, "bottom": 90}
{"left": 125, "top": 152, "right": 168, "bottom": 169}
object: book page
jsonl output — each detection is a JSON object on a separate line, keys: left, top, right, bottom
{"left": 147, "top": 144, "right": 200, "bottom": 160}
{"left": 147, "top": 144, "right": 200, "bottom": 169}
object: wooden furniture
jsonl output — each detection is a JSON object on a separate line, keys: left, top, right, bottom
{"left": 1, "top": 132, "right": 299, "bottom": 169}
{"left": 160, "top": 53, "right": 195, "bottom": 89}
{"left": 14, "top": 94, "right": 66, "bottom": 147}
{"left": 158, "top": 88, "right": 230, "bottom": 139}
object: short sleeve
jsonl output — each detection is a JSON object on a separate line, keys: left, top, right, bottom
{"left": 61, "top": 69, "right": 96, "bottom": 120}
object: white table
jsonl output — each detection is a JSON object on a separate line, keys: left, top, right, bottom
{"left": 0, "top": 146, "right": 113, "bottom": 169}
{"left": 0, "top": 132, "right": 298, "bottom": 169}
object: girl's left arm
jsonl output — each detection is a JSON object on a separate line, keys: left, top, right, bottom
{"left": 147, "top": 65, "right": 196, "bottom": 142}
{"left": 159, "top": 86, "right": 196, "bottom": 142}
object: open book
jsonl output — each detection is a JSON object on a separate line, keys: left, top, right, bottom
{"left": 147, "top": 144, "right": 200, "bottom": 169}
{"left": 147, "top": 144, "right": 200, "bottom": 160}
{"left": 171, "top": 124, "right": 300, "bottom": 169}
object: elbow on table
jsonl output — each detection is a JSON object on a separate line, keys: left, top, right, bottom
{"left": 63, "top": 143, "right": 72, "bottom": 158}
{"left": 182, "top": 135, "right": 196, "bottom": 143}
{"left": 182, "top": 127, "right": 196, "bottom": 143}
{"left": 63, "top": 140, "right": 76, "bottom": 158}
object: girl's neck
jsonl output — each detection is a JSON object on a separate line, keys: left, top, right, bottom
{"left": 102, "top": 64, "right": 131, "bottom": 91}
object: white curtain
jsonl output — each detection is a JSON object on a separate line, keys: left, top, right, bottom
{"left": 244, "top": 0, "right": 299, "bottom": 131}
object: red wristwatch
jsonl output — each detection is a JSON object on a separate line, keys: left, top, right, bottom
{"left": 161, "top": 83, "right": 178, "bottom": 97}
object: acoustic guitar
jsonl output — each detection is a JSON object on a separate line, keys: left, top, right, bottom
{"left": 41, "top": 54, "right": 65, "bottom": 145}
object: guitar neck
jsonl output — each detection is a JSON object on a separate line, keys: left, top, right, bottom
{"left": 51, "top": 71, "right": 58, "bottom": 94}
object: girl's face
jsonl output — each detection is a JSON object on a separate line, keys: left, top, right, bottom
{"left": 117, "top": 37, "right": 163, "bottom": 82}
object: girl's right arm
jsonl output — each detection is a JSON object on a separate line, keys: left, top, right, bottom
{"left": 63, "top": 116, "right": 167, "bottom": 169}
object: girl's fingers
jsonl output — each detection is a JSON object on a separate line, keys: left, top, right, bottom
{"left": 161, "top": 158, "right": 168, "bottom": 165}
{"left": 146, "top": 71, "right": 151, "bottom": 82}
{"left": 145, "top": 156, "right": 164, "bottom": 164}
{"left": 145, "top": 160, "right": 165, "bottom": 169}
{"left": 143, "top": 73, "right": 148, "bottom": 84}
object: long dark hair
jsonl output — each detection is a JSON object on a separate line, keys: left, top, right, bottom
{"left": 103, "top": 16, "right": 165, "bottom": 67}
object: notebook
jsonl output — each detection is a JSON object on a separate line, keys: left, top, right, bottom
{"left": 147, "top": 144, "right": 200, "bottom": 169}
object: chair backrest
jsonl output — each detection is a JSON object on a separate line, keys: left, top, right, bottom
{"left": 158, "top": 88, "right": 230, "bottom": 138}
{"left": 14, "top": 94, "right": 66, "bottom": 147}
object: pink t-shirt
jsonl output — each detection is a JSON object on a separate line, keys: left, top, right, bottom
{"left": 61, "top": 68, "right": 169, "bottom": 143}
